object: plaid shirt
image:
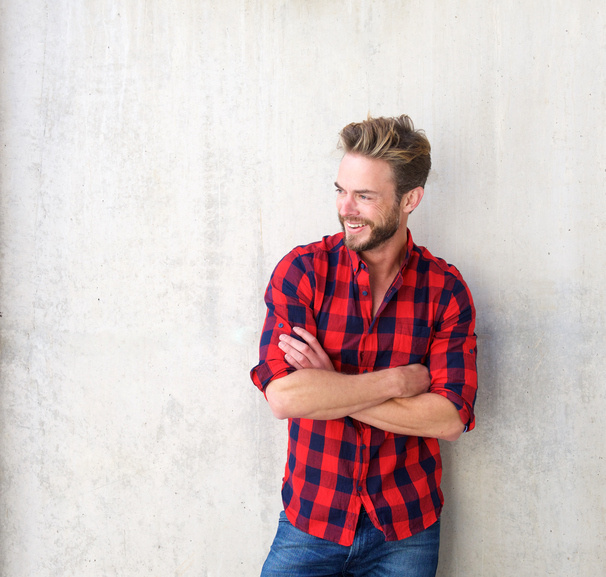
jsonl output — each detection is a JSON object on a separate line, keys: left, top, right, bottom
{"left": 251, "top": 230, "right": 477, "bottom": 546}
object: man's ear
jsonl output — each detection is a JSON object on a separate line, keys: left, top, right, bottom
{"left": 401, "top": 187, "right": 424, "bottom": 214}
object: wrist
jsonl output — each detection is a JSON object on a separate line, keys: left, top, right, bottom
{"left": 391, "top": 364, "right": 430, "bottom": 398}
{"left": 387, "top": 366, "right": 410, "bottom": 398}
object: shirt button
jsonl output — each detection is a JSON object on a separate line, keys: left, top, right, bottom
{"left": 361, "top": 444, "right": 366, "bottom": 450}
{"left": 362, "top": 291, "right": 368, "bottom": 296}
{"left": 357, "top": 485, "right": 363, "bottom": 492}
{"left": 278, "top": 323, "right": 284, "bottom": 328}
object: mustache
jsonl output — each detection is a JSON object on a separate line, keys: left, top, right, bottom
{"left": 338, "top": 215, "right": 372, "bottom": 227}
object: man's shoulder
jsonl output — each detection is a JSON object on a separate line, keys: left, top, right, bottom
{"left": 281, "top": 232, "right": 346, "bottom": 265}
{"left": 269, "top": 233, "right": 347, "bottom": 279}
{"left": 410, "top": 241, "right": 476, "bottom": 319}
{"left": 410, "top": 241, "right": 468, "bottom": 285}
{"left": 269, "top": 233, "right": 348, "bottom": 288}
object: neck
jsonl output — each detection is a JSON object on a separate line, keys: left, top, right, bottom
{"left": 359, "top": 223, "right": 409, "bottom": 278}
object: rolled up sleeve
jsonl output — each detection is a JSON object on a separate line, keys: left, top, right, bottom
{"left": 427, "top": 275, "right": 478, "bottom": 431}
{"left": 250, "top": 250, "right": 318, "bottom": 393}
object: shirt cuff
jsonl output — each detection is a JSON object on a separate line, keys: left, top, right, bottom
{"left": 250, "top": 360, "right": 294, "bottom": 392}
{"left": 429, "top": 387, "right": 475, "bottom": 432}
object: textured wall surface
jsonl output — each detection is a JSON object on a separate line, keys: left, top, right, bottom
{"left": 1, "top": 1, "right": 605, "bottom": 575}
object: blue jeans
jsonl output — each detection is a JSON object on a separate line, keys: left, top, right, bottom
{"left": 260, "top": 509, "right": 440, "bottom": 577}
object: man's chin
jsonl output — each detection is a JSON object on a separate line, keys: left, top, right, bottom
{"left": 343, "top": 232, "right": 365, "bottom": 250}
{"left": 344, "top": 235, "right": 374, "bottom": 252}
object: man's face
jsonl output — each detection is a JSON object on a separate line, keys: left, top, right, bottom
{"left": 335, "top": 153, "right": 402, "bottom": 252}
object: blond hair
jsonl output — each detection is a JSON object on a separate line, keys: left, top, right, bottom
{"left": 339, "top": 115, "right": 431, "bottom": 202}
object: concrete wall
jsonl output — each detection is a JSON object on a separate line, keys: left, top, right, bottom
{"left": 1, "top": 1, "right": 604, "bottom": 575}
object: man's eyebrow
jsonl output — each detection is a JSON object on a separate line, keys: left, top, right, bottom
{"left": 334, "top": 181, "right": 377, "bottom": 194}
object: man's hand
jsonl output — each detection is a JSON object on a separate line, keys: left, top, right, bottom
{"left": 392, "top": 364, "right": 431, "bottom": 398}
{"left": 278, "top": 327, "right": 335, "bottom": 371}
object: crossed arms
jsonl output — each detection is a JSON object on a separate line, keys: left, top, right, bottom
{"left": 265, "top": 327, "right": 466, "bottom": 442}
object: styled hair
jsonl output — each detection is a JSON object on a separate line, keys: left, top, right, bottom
{"left": 339, "top": 115, "right": 431, "bottom": 202}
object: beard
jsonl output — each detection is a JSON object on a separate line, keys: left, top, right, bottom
{"left": 339, "top": 203, "right": 401, "bottom": 252}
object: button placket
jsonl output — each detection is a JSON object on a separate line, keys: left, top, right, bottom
{"left": 355, "top": 429, "right": 371, "bottom": 496}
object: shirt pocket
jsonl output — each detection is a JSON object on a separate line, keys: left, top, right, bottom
{"left": 389, "top": 321, "right": 433, "bottom": 365}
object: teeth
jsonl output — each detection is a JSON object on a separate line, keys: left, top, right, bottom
{"left": 347, "top": 223, "right": 365, "bottom": 228}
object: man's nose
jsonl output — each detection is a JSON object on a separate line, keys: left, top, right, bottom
{"left": 338, "top": 193, "right": 358, "bottom": 216}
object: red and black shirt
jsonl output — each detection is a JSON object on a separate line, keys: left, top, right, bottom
{"left": 251, "top": 230, "right": 477, "bottom": 546}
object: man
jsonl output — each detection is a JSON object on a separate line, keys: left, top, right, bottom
{"left": 250, "top": 115, "right": 477, "bottom": 577}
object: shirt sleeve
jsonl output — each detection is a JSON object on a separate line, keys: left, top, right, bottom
{"left": 250, "top": 250, "right": 318, "bottom": 393}
{"left": 427, "top": 274, "right": 478, "bottom": 431}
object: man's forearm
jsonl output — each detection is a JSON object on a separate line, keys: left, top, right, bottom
{"left": 350, "top": 393, "right": 465, "bottom": 441}
{"left": 265, "top": 366, "right": 426, "bottom": 421}
{"left": 268, "top": 327, "right": 465, "bottom": 439}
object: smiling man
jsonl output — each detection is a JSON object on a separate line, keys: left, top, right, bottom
{"left": 251, "top": 115, "right": 478, "bottom": 577}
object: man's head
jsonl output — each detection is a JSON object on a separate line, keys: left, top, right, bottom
{"left": 335, "top": 115, "right": 430, "bottom": 253}
{"left": 339, "top": 115, "right": 431, "bottom": 204}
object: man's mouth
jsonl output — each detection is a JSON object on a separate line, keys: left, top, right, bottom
{"left": 345, "top": 221, "right": 368, "bottom": 230}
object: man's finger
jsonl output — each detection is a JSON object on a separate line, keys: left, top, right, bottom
{"left": 293, "top": 326, "right": 318, "bottom": 346}
{"left": 292, "top": 326, "right": 327, "bottom": 356}
{"left": 279, "top": 333, "right": 313, "bottom": 356}
{"left": 280, "top": 340, "right": 314, "bottom": 368}
{"left": 293, "top": 326, "right": 334, "bottom": 363}
{"left": 284, "top": 353, "right": 305, "bottom": 370}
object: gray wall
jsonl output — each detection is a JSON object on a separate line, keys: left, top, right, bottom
{"left": 1, "top": 1, "right": 604, "bottom": 575}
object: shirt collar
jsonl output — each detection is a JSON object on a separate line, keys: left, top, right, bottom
{"left": 345, "top": 229, "right": 414, "bottom": 276}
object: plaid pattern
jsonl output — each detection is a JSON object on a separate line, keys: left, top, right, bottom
{"left": 251, "top": 230, "right": 477, "bottom": 546}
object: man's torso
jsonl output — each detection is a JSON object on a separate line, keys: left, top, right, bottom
{"left": 251, "top": 231, "right": 477, "bottom": 545}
